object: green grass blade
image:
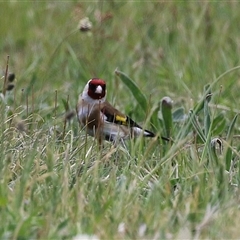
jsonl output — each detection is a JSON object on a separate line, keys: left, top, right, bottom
{"left": 226, "top": 114, "right": 238, "bottom": 141}
{"left": 212, "top": 113, "right": 226, "bottom": 136}
{"left": 203, "top": 84, "right": 212, "bottom": 138}
{"left": 172, "top": 107, "right": 187, "bottom": 123}
{"left": 160, "top": 97, "right": 173, "bottom": 138}
{"left": 189, "top": 110, "right": 206, "bottom": 143}
{"left": 115, "top": 69, "right": 148, "bottom": 112}
{"left": 225, "top": 114, "right": 238, "bottom": 171}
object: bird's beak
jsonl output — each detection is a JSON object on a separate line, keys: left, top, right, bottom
{"left": 95, "top": 85, "right": 102, "bottom": 94}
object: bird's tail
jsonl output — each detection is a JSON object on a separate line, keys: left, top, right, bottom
{"left": 132, "top": 126, "right": 169, "bottom": 141}
{"left": 131, "top": 126, "right": 155, "bottom": 137}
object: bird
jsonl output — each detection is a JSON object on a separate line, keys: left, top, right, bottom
{"left": 76, "top": 78, "right": 168, "bottom": 146}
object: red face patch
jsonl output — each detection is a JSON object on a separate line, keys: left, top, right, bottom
{"left": 90, "top": 78, "right": 106, "bottom": 86}
{"left": 88, "top": 78, "right": 106, "bottom": 100}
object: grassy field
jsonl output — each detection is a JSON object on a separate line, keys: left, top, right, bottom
{"left": 1, "top": 1, "right": 240, "bottom": 239}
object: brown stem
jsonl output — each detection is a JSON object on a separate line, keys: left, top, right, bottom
{"left": 3, "top": 55, "right": 10, "bottom": 96}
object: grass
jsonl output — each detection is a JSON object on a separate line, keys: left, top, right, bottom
{"left": 1, "top": 1, "right": 240, "bottom": 239}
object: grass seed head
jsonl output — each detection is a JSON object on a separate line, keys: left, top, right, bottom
{"left": 7, "top": 73, "right": 15, "bottom": 82}
{"left": 6, "top": 83, "right": 15, "bottom": 91}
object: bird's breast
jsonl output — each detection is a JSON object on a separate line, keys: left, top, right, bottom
{"left": 77, "top": 102, "right": 104, "bottom": 132}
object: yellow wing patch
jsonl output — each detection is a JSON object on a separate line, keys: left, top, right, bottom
{"left": 115, "top": 115, "right": 127, "bottom": 125}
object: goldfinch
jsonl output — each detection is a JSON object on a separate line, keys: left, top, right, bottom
{"left": 76, "top": 78, "right": 167, "bottom": 145}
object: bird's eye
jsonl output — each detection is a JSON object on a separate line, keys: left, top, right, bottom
{"left": 102, "top": 85, "right": 106, "bottom": 91}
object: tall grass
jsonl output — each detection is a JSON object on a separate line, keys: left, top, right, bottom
{"left": 1, "top": 1, "right": 240, "bottom": 239}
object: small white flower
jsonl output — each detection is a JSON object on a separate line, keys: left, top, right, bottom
{"left": 118, "top": 222, "right": 125, "bottom": 234}
{"left": 138, "top": 224, "right": 147, "bottom": 237}
{"left": 72, "top": 234, "right": 99, "bottom": 240}
{"left": 78, "top": 17, "right": 92, "bottom": 32}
